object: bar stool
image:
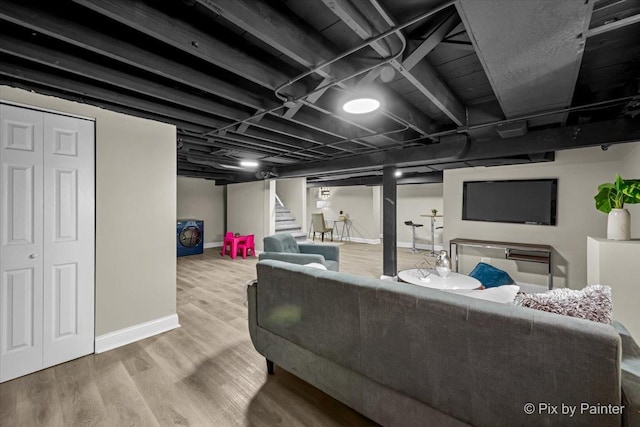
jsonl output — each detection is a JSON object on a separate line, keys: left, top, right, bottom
{"left": 404, "top": 221, "right": 423, "bottom": 253}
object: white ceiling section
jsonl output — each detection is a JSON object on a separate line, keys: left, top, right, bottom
{"left": 456, "top": 0, "right": 594, "bottom": 125}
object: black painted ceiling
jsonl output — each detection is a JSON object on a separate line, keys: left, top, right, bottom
{"left": 1, "top": 0, "right": 639, "bottom": 185}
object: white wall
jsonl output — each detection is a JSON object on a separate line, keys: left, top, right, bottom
{"left": 621, "top": 142, "right": 640, "bottom": 237}
{"left": 306, "top": 186, "right": 380, "bottom": 242}
{"left": 396, "top": 184, "right": 444, "bottom": 248}
{"left": 177, "top": 176, "right": 225, "bottom": 245}
{"left": 227, "top": 180, "right": 275, "bottom": 251}
{"left": 1, "top": 86, "right": 177, "bottom": 336}
{"left": 443, "top": 145, "right": 637, "bottom": 288}
{"left": 305, "top": 184, "right": 445, "bottom": 244}
{"left": 587, "top": 237, "right": 640, "bottom": 339}
{"left": 276, "top": 178, "right": 306, "bottom": 231}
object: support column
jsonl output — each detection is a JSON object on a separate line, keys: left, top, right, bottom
{"left": 382, "top": 166, "right": 397, "bottom": 277}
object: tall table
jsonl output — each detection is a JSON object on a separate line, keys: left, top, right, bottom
{"left": 449, "top": 238, "right": 553, "bottom": 289}
{"left": 420, "top": 214, "right": 443, "bottom": 255}
{"left": 332, "top": 218, "right": 351, "bottom": 242}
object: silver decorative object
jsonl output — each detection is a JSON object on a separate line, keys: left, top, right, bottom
{"left": 435, "top": 250, "right": 451, "bottom": 278}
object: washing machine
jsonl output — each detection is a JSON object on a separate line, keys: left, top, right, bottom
{"left": 177, "top": 219, "right": 204, "bottom": 256}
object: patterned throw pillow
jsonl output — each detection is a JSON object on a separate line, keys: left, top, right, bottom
{"left": 514, "top": 284, "right": 612, "bottom": 324}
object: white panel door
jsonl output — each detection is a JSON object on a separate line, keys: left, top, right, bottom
{"left": 0, "top": 105, "right": 45, "bottom": 382}
{"left": 43, "top": 113, "right": 94, "bottom": 368}
{"left": 0, "top": 104, "right": 95, "bottom": 383}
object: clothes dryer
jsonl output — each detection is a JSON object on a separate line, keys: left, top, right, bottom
{"left": 177, "top": 219, "right": 204, "bottom": 256}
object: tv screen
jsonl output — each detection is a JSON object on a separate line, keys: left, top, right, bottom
{"left": 462, "top": 179, "right": 557, "bottom": 225}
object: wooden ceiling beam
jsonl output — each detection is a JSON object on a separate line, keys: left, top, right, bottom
{"left": 277, "top": 135, "right": 469, "bottom": 177}
{"left": 69, "top": 0, "right": 302, "bottom": 95}
{"left": 195, "top": 0, "right": 437, "bottom": 136}
{"left": 0, "top": 0, "right": 269, "bottom": 109}
{"left": 277, "top": 117, "right": 640, "bottom": 177}
{"left": 0, "top": 62, "right": 233, "bottom": 127}
{"left": 1, "top": 1, "right": 397, "bottom": 152}
{"left": 0, "top": 34, "right": 254, "bottom": 122}
{"left": 283, "top": 78, "right": 331, "bottom": 120}
{"left": 0, "top": 61, "right": 337, "bottom": 159}
{"left": 1, "top": 78, "right": 228, "bottom": 137}
{"left": 285, "top": 107, "right": 386, "bottom": 147}
{"left": 246, "top": 116, "right": 344, "bottom": 148}
{"left": 403, "top": 10, "right": 461, "bottom": 71}
{"left": 585, "top": 12, "right": 640, "bottom": 38}
{"left": 321, "top": 0, "right": 466, "bottom": 126}
{"left": 0, "top": 41, "right": 366, "bottom": 157}
{"left": 306, "top": 172, "right": 443, "bottom": 187}
{"left": 205, "top": 134, "right": 321, "bottom": 160}
{"left": 194, "top": 135, "right": 301, "bottom": 158}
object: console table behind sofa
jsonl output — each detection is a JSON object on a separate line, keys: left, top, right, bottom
{"left": 449, "top": 238, "right": 553, "bottom": 289}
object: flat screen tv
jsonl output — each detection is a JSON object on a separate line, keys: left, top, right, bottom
{"left": 462, "top": 179, "right": 558, "bottom": 225}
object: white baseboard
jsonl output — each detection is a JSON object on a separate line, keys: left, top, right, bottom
{"left": 95, "top": 313, "right": 180, "bottom": 353}
{"left": 349, "top": 237, "right": 381, "bottom": 244}
{"left": 204, "top": 241, "right": 223, "bottom": 249}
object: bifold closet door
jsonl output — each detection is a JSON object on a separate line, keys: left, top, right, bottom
{"left": 0, "top": 105, "right": 45, "bottom": 381}
{"left": 0, "top": 104, "right": 95, "bottom": 382}
{"left": 42, "top": 112, "right": 95, "bottom": 369}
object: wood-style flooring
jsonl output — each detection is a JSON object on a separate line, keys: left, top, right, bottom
{"left": 0, "top": 242, "right": 434, "bottom": 426}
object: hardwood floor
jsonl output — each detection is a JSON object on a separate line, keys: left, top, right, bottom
{"left": 0, "top": 242, "right": 434, "bottom": 426}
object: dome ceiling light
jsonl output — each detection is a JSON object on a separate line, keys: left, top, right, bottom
{"left": 240, "top": 160, "right": 259, "bottom": 168}
{"left": 342, "top": 97, "right": 380, "bottom": 114}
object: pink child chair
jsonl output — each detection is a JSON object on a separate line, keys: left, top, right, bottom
{"left": 221, "top": 232, "right": 234, "bottom": 256}
{"left": 237, "top": 234, "right": 255, "bottom": 259}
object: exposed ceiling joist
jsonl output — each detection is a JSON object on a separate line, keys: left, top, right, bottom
{"left": 282, "top": 78, "right": 331, "bottom": 119}
{"left": 278, "top": 134, "right": 469, "bottom": 177}
{"left": 403, "top": 9, "right": 461, "bottom": 71}
{"left": 177, "top": 170, "right": 237, "bottom": 180}
{"left": 0, "top": 61, "right": 226, "bottom": 127}
{"left": 0, "top": 0, "right": 268, "bottom": 109}
{"left": 69, "top": 0, "right": 302, "bottom": 95}
{"left": 0, "top": 61, "right": 350, "bottom": 162}
{"left": 195, "top": 0, "right": 438, "bottom": 136}
{"left": 0, "top": 2, "right": 398, "bottom": 154}
{"left": 277, "top": 117, "right": 640, "bottom": 176}
{"left": 307, "top": 172, "right": 444, "bottom": 187}
{"left": 0, "top": 35, "right": 253, "bottom": 121}
{"left": 585, "top": 11, "right": 640, "bottom": 38}
{"left": 321, "top": 0, "right": 466, "bottom": 126}
{"left": 2, "top": 0, "right": 638, "bottom": 185}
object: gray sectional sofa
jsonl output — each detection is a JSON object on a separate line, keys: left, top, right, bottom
{"left": 248, "top": 259, "right": 640, "bottom": 427}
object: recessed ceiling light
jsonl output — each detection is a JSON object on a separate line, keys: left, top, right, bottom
{"left": 240, "top": 160, "right": 259, "bottom": 168}
{"left": 395, "top": 170, "right": 402, "bottom": 177}
{"left": 342, "top": 98, "right": 380, "bottom": 114}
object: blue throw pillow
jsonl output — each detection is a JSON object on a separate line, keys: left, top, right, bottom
{"left": 469, "top": 262, "right": 515, "bottom": 288}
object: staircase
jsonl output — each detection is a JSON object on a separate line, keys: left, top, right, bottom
{"left": 275, "top": 204, "right": 307, "bottom": 241}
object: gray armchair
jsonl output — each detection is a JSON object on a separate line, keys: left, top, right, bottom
{"left": 259, "top": 233, "right": 339, "bottom": 271}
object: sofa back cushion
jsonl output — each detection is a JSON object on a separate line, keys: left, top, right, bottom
{"left": 256, "top": 260, "right": 622, "bottom": 427}
{"left": 263, "top": 233, "right": 300, "bottom": 253}
{"left": 257, "top": 261, "right": 364, "bottom": 369}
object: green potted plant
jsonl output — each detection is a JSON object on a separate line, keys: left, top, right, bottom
{"left": 594, "top": 175, "right": 640, "bottom": 240}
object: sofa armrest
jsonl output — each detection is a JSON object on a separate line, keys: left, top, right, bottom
{"left": 247, "top": 281, "right": 258, "bottom": 346}
{"left": 613, "top": 322, "right": 640, "bottom": 427}
{"left": 258, "top": 252, "right": 326, "bottom": 266}
{"left": 298, "top": 244, "right": 339, "bottom": 262}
